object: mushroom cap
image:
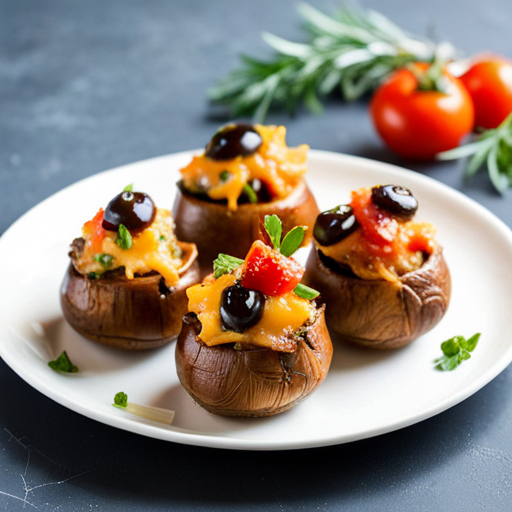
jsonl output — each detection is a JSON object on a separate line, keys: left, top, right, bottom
{"left": 304, "top": 245, "right": 451, "bottom": 349}
{"left": 175, "top": 306, "right": 332, "bottom": 417}
{"left": 60, "top": 242, "right": 200, "bottom": 349}
{"left": 172, "top": 180, "right": 319, "bottom": 274}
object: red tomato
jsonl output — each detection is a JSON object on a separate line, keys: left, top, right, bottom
{"left": 370, "top": 64, "right": 474, "bottom": 160}
{"left": 82, "top": 208, "right": 106, "bottom": 254}
{"left": 459, "top": 56, "right": 512, "bottom": 129}
{"left": 241, "top": 240, "right": 304, "bottom": 296}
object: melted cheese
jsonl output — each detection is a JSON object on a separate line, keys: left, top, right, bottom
{"left": 186, "top": 273, "right": 315, "bottom": 352}
{"left": 180, "top": 125, "right": 308, "bottom": 210}
{"left": 318, "top": 221, "right": 436, "bottom": 282}
{"left": 74, "top": 209, "right": 184, "bottom": 287}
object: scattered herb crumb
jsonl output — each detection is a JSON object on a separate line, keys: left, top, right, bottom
{"left": 48, "top": 351, "right": 79, "bottom": 373}
{"left": 112, "top": 392, "right": 175, "bottom": 424}
{"left": 434, "top": 333, "right": 481, "bottom": 371}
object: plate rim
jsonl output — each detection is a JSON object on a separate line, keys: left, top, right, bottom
{"left": 1, "top": 149, "right": 512, "bottom": 451}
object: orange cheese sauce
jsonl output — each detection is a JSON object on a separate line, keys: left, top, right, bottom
{"left": 318, "top": 188, "right": 436, "bottom": 282}
{"left": 187, "top": 273, "right": 316, "bottom": 352}
{"left": 180, "top": 125, "right": 308, "bottom": 210}
{"left": 74, "top": 208, "right": 184, "bottom": 287}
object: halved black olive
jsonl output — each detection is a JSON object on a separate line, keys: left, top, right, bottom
{"left": 371, "top": 185, "right": 418, "bottom": 221}
{"left": 205, "top": 123, "right": 262, "bottom": 161}
{"left": 220, "top": 284, "right": 265, "bottom": 333}
{"left": 313, "top": 205, "right": 359, "bottom": 246}
{"left": 102, "top": 191, "right": 156, "bottom": 233}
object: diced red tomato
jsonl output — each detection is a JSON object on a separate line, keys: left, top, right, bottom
{"left": 350, "top": 188, "right": 398, "bottom": 248}
{"left": 242, "top": 240, "right": 304, "bottom": 296}
{"left": 82, "top": 208, "right": 106, "bottom": 254}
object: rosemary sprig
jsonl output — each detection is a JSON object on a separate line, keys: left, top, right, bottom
{"left": 209, "top": 3, "right": 457, "bottom": 122}
{"left": 437, "top": 112, "right": 512, "bottom": 193}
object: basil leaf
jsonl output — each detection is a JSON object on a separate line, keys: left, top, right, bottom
{"left": 294, "top": 283, "right": 320, "bottom": 300}
{"left": 213, "top": 253, "right": 244, "bottom": 279}
{"left": 280, "top": 226, "right": 306, "bottom": 257}
{"left": 116, "top": 224, "right": 133, "bottom": 250}
{"left": 464, "top": 333, "right": 481, "bottom": 352}
{"left": 48, "top": 351, "right": 79, "bottom": 373}
{"left": 264, "top": 214, "right": 282, "bottom": 251}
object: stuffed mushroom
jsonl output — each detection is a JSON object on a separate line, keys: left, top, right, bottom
{"left": 304, "top": 185, "right": 451, "bottom": 349}
{"left": 175, "top": 216, "right": 332, "bottom": 417}
{"left": 173, "top": 123, "right": 319, "bottom": 272}
{"left": 61, "top": 186, "right": 200, "bottom": 349}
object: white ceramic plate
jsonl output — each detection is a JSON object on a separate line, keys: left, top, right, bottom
{"left": 1, "top": 150, "right": 512, "bottom": 451}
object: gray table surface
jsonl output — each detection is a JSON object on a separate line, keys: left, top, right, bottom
{"left": 1, "top": 0, "right": 512, "bottom": 510}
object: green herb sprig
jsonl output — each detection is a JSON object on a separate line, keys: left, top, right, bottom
{"left": 209, "top": 3, "right": 457, "bottom": 121}
{"left": 94, "top": 253, "right": 114, "bottom": 268}
{"left": 48, "top": 351, "right": 79, "bottom": 373}
{"left": 113, "top": 392, "right": 175, "bottom": 425}
{"left": 116, "top": 224, "right": 132, "bottom": 250}
{"left": 434, "top": 333, "right": 481, "bottom": 371}
{"left": 213, "top": 215, "right": 320, "bottom": 299}
{"left": 437, "top": 113, "right": 512, "bottom": 193}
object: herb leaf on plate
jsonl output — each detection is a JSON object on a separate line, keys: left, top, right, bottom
{"left": 434, "top": 333, "right": 481, "bottom": 371}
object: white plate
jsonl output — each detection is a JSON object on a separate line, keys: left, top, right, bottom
{"left": 1, "top": 150, "right": 512, "bottom": 451}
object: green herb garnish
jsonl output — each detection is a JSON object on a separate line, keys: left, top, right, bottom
{"left": 209, "top": 3, "right": 456, "bottom": 121}
{"left": 280, "top": 225, "right": 307, "bottom": 257}
{"left": 293, "top": 283, "right": 320, "bottom": 300}
{"left": 112, "top": 392, "right": 175, "bottom": 424}
{"left": 123, "top": 183, "right": 134, "bottom": 192}
{"left": 116, "top": 224, "right": 132, "bottom": 250}
{"left": 88, "top": 272, "right": 99, "bottom": 280}
{"left": 213, "top": 254, "right": 245, "bottom": 279}
{"left": 94, "top": 253, "right": 114, "bottom": 268}
{"left": 264, "top": 214, "right": 283, "bottom": 251}
{"left": 437, "top": 112, "right": 512, "bottom": 193}
{"left": 434, "top": 333, "right": 481, "bottom": 371}
{"left": 159, "top": 235, "right": 166, "bottom": 241}
{"left": 243, "top": 183, "right": 258, "bottom": 204}
{"left": 48, "top": 351, "right": 79, "bottom": 373}
{"left": 219, "top": 170, "right": 231, "bottom": 182}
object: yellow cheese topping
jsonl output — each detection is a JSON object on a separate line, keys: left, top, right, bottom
{"left": 318, "top": 221, "right": 436, "bottom": 282}
{"left": 180, "top": 125, "right": 309, "bottom": 210}
{"left": 187, "top": 273, "right": 316, "bottom": 353}
{"left": 73, "top": 209, "right": 184, "bottom": 287}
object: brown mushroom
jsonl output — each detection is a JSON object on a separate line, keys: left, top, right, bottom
{"left": 172, "top": 180, "right": 319, "bottom": 273}
{"left": 304, "top": 245, "right": 451, "bottom": 349}
{"left": 61, "top": 242, "right": 200, "bottom": 349}
{"left": 175, "top": 306, "right": 332, "bottom": 417}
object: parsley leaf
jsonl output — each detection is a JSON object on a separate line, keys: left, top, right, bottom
{"left": 294, "top": 283, "right": 320, "bottom": 300}
{"left": 94, "top": 253, "right": 114, "bottom": 268}
{"left": 264, "top": 214, "right": 282, "bottom": 251}
{"left": 280, "top": 226, "right": 306, "bottom": 257}
{"left": 48, "top": 351, "right": 79, "bottom": 373}
{"left": 219, "top": 170, "right": 231, "bottom": 182}
{"left": 243, "top": 183, "right": 258, "bottom": 203}
{"left": 213, "top": 253, "right": 244, "bottom": 279}
{"left": 116, "top": 224, "right": 132, "bottom": 250}
{"left": 123, "top": 184, "right": 134, "bottom": 192}
{"left": 434, "top": 333, "right": 481, "bottom": 371}
{"left": 113, "top": 391, "right": 128, "bottom": 408}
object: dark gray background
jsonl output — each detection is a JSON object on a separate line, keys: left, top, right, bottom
{"left": 1, "top": 0, "right": 512, "bottom": 510}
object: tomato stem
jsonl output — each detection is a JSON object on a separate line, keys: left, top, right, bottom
{"left": 408, "top": 60, "right": 449, "bottom": 94}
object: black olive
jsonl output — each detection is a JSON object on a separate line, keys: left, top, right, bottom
{"left": 102, "top": 191, "right": 156, "bottom": 233}
{"left": 205, "top": 123, "right": 263, "bottom": 161}
{"left": 220, "top": 284, "right": 265, "bottom": 333}
{"left": 313, "top": 205, "right": 359, "bottom": 246}
{"left": 371, "top": 185, "right": 418, "bottom": 221}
